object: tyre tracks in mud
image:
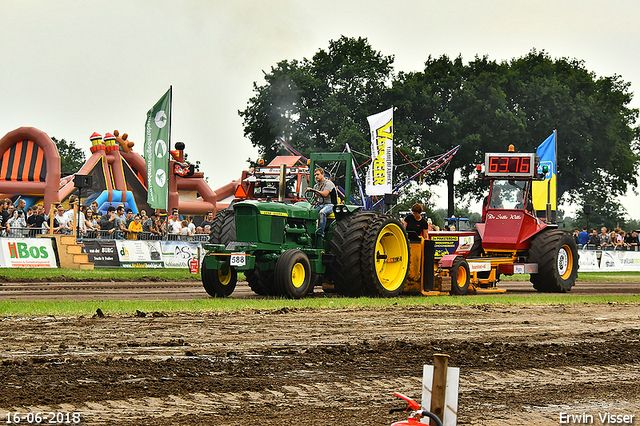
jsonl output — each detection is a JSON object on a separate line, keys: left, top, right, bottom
{"left": 1, "top": 302, "right": 640, "bottom": 425}
{"left": 4, "top": 364, "right": 639, "bottom": 425}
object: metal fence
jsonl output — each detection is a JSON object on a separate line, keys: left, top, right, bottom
{"left": 578, "top": 244, "right": 639, "bottom": 251}
{"left": 2, "top": 226, "right": 211, "bottom": 243}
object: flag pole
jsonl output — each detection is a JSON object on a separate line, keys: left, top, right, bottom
{"left": 545, "top": 129, "right": 557, "bottom": 223}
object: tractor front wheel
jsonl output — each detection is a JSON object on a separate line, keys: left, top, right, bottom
{"left": 529, "top": 230, "right": 578, "bottom": 292}
{"left": 202, "top": 260, "right": 237, "bottom": 297}
{"left": 275, "top": 249, "right": 313, "bottom": 299}
{"left": 449, "top": 257, "right": 471, "bottom": 295}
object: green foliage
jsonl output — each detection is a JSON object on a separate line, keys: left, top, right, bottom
{"left": 52, "top": 137, "right": 86, "bottom": 176}
{"left": 240, "top": 42, "right": 640, "bottom": 224}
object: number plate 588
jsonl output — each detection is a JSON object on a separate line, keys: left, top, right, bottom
{"left": 229, "top": 253, "right": 246, "bottom": 266}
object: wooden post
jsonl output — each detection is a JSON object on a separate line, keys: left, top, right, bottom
{"left": 430, "top": 353, "right": 450, "bottom": 423}
{"left": 48, "top": 204, "right": 55, "bottom": 235}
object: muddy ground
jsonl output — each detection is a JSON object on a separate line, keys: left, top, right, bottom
{"left": 1, "top": 284, "right": 640, "bottom": 425}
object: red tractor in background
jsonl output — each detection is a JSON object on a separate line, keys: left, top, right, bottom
{"left": 404, "top": 146, "right": 579, "bottom": 295}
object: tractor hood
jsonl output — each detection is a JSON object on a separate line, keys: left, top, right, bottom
{"left": 234, "top": 199, "right": 318, "bottom": 221}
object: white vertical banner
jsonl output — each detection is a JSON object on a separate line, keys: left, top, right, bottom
{"left": 365, "top": 107, "right": 393, "bottom": 196}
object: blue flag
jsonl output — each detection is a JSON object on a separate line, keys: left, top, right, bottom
{"left": 532, "top": 132, "right": 556, "bottom": 210}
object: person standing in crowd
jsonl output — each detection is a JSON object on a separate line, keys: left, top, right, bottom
{"left": 599, "top": 227, "right": 610, "bottom": 248}
{"left": 76, "top": 204, "right": 88, "bottom": 236}
{"left": 27, "top": 205, "right": 46, "bottom": 236}
{"left": 577, "top": 226, "right": 589, "bottom": 246}
{"left": 167, "top": 209, "right": 182, "bottom": 234}
{"left": 180, "top": 219, "right": 192, "bottom": 238}
{"left": 84, "top": 209, "right": 99, "bottom": 238}
{"left": 7, "top": 210, "right": 27, "bottom": 237}
{"left": 168, "top": 209, "right": 182, "bottom": 235}
{"left": 114, "top": 205, "right": 128, "bottom": 239}
{"left": 200, "top": 211, "right": 214, "bottom": 228}
{"left": 99, "top": 206, "right": 117, "bottom": 238}
{"left": 142, "top": 213, "right": 159, "bottom": 239}
{"left": 402, "top": 203, "right": 429, "bottom": 239}
{"left": 1, "top": 199, "right": 11, "bottom": 228}
{"left": 186, "top": 215, "right": 196, "bottom": 235}
{"left": 125, "top": 208, "right": 134, "bottom": 228}
{"left": 54, "top": 204, "right": 73, "bottom": 235}
{"left": 626, "top": 230, "right": 639, "bottom": 249}
{"left": 15, "top": 199, "right": 26, "bottom": 217}
{"left": 90, "top": 201, "right": 102, "bottom": 220}
{"left": 127, "top": 215, "right": 143, "bottom": 240}
{"left": 588, "top": 229, "right": 600, "bottom": 246}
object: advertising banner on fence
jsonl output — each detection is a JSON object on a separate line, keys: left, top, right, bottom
{"left": 599, "top": 250, "right": 623, "bottom": 272}
{"left": 160, "top": 241, "right": 202, "bottom": 268}
{"left": 611, "top": 250, "right": 640, "bottom": 272}
{"left": 116, "top": 240, "right": 164, "bottom": 268}
{"left": 578, "top": 249, "right": 599, "bottom": 271}
{"left": 82, "top": 240, "right": 120, "bottom": 268}
{"left": 0, "top": 238, "right": 56, "bottom": 268}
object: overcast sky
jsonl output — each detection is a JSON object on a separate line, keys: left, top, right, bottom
{"left": 2, "top": 0, "right": 639, "bottom": 218}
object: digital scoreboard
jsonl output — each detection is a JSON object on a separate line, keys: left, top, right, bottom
{"left": 483, "top": 153, "right": 536, "bottom": 178}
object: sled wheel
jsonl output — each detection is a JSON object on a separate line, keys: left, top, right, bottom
{"left": 449, "top": 257, "right": 471, "bottom": 295}
{"left": 529, "top": 230, "right": 578, "bottom": 292}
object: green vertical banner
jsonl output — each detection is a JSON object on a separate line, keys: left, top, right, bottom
{"left": 144, "top": 87, "right": 171, "bottom": 210}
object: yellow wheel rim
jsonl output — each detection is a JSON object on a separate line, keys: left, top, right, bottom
{"left": 218, "top": 269, "right": 232, "bottom": 286}
{"left": 291, "top": 262, "right": 306, "bottom": 288}
{"left": 456, "top": 265, "right": 468, "bottom": 288}
{"left": 374, "top": 223, "right": 408, "bottom": 291}
{"left": 558, "top": 244, "right": 573, "bottom": 280}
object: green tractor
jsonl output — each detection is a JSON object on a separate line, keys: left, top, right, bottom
{"left": 201, "top": 154, "right": 410, "bottom": 299}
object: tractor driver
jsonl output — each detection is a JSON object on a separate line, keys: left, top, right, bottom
{"left": 488, "top": 186, "right": 503, "bottom": 209}
{"left": 306, "top": 167, "right": 336, "bottom": 238}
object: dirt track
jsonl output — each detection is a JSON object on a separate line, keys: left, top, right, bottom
{"left": 1, "top": 282, "right": 640, "bottom": 425}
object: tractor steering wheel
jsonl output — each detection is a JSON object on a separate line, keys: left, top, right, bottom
{"left": 305, "top": 188, "right": 317, "bottom": 204}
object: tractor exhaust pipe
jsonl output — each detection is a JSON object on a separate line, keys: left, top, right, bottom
{"left": 278, "top": 164, "right": 286, "bottom": 202}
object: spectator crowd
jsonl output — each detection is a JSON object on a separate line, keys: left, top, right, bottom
{"left": 0, "top": 196, "right": 213, "bottom": 242}
{"left": 573, "top": 226, "right": 640, "bottom": 250}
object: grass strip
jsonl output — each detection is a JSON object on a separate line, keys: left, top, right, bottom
{"left": 1, "top": 268, "right": 638, "bottom": 283}
{"left": 1, "top": 294, "right": 639, "bottom": 317}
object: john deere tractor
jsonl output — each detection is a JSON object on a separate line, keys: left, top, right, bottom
{"left": 201, "top": 154, "right": 410, "bottom": 299}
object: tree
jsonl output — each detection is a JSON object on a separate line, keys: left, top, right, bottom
{"left": 391, "top": 55, "right": 525, "bottom": 216}
{"left": 52, "top": 137, "right": 86, "bottom": 176}
{"left": 501, "top": 50, "right": 640, "bottom": 205}
{"left": 239, "top": 36, "right": 395, "bottom": 192}
{"left": 241, "top": 43, "right": 640, "bottom": 223}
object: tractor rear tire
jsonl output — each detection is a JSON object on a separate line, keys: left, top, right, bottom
{"left": 245, "top": 268, "right": 268, "bottom": 296}
{"left": 202, "top": 261, "right": 237, "bottom": 297}
{"left": 328, "top": 211, "right": 377, "bottom": 296}
{"left": 449, "top": 257, "right": 471, "bottom": 295}
{"left": 246, "top": 267, "right": 279, "bottom": 296}
{"left": 361, "top": 215, "right": 410, "bottom": 297}
{"left": 209, "top": 210, "right": 233, "bottom": 245}
{"left": 529, "top": 229, "right": 578, "bottom": 293}
{"left": 275, "top": 249, "right": 313, "bottom": 299}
